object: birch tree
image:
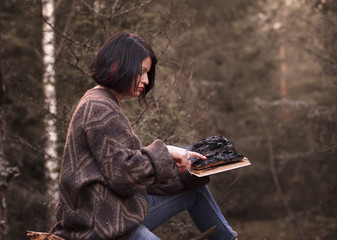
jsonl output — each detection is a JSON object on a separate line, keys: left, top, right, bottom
{"left": 41, "top": 0, "right": 58, "bottom": 203}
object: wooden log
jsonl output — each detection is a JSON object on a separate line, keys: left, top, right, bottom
{"left": 28, "top": 226, "right": 218, "bottom": 240}
{"left": 27, "top": 231, "right": 65, "bottom": 240}
{"left": 190, "top": 225, "right": 216, "bottom": 240}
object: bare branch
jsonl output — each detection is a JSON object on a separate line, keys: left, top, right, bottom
{"left": 157, "top": 38, "right": 171, "bottom": 62}
{"left": 287, "top": 38, "right": 337, "bottom": 69}
{"left": 8, "top": 132, "right": 62, "bottom": 164}
{"left": 111, "top": 0, "right": 120, "bottom": 15}
{"left": 110, "top": 0, "right": 154, "bottom": 19}
{"left": 131, "top": 108, "right": 148, "bottom": 127}
{"left": 79, "top": 0, "right": 155, "bottom": 20}
{"left": 62, "top": 42, "right": 90, "bottom": 76}
{"left": 81, "top": 0, "right": 96, "bottom": 13}
{"left": 38, "top": 10, "right": 97, "bottom": 50}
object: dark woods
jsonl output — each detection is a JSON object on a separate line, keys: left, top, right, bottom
{"left": 0, "top": 0, "right": 336, "bottom": 239}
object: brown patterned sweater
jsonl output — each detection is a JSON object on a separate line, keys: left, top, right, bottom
{"left": 51, "top": 88, "right": 209, "bottom": 240}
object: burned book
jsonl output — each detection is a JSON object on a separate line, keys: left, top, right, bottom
{"left": 187, "top": 136, "right": 251, "bottom": 176}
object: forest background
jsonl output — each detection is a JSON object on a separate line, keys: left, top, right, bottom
{"left": 0, "top": 0, "right": 336, "bottom": 239}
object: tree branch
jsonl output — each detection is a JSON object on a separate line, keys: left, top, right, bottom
{"left": 287, "top": 38, "right": 337, "bottom": 69}
{"left": 190, "top": 226, "right": 216, "bottom": 240}
{"left": 110, "top": 0, "right": 154, "bottom": 19}
{"left": 39, "top": 10, "right": 97, "bottom": 50}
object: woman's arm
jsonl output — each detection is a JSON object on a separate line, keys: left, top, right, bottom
{"left": 81, "top": 101, "right": 175, "bottom": 196}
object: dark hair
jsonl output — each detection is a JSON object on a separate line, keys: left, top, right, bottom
{"left": 89, "top": 32, "right": 157, "bottom": 105}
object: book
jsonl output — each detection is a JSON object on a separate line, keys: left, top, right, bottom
{"left": 189, "top": 157, "right": 251, "bottom": 177}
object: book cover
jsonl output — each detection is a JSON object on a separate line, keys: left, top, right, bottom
{"left": 189, "top": 157, "right": 251, "bottom": 177}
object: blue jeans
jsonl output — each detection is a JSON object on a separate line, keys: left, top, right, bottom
{"left": 128, "top": 185, "right": 238, "bottom": 240}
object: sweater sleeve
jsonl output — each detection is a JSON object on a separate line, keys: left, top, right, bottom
{"left": 147, "top": 166, "right": 210, "bottom": 195}
{"left": 81, "top": 99, "right": 175, "bottom": 196}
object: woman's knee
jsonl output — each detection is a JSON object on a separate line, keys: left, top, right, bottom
{"left": 129, "top": 225, "right": 160, "bottom": 240}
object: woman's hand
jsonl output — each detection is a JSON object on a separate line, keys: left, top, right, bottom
{"left": 166, "top": 145, "right": 207, "bottom": 172}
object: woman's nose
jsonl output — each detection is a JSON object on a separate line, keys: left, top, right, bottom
{"left": 142, "top": 73, "right": 149, "bottom": 85}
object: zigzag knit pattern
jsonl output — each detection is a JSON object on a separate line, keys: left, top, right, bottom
{"left": 51, "top": 88, "right": 175, "bottom": 239}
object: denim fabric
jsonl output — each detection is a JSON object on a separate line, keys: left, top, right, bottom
{"left": 129, "top": 185, "right": 237, "bottom": 240}
{"left": 128, "top": 225, "right": 160, "bottom": 240}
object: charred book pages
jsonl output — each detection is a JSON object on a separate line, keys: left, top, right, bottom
{"left": 187, "top": 136, "right": 245, "bottom": 170}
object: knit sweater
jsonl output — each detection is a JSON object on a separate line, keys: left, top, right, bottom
{"left": 51, "top": 88, "right": 209, "bottom": 239}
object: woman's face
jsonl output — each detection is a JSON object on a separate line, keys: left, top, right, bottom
{"left": 129, "top": 56, "right": 152, "bottom": 97}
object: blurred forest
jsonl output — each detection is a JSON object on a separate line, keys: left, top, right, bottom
{"left": 0, "top": 0, "right": 336, "bottom": 239}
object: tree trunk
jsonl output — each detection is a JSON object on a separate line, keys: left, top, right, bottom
{"left": 280, "top": 43, "right": 289, "bottom": 121}
{"left": 42, "top": 0, "right": 58, "bottom": 203}
{"left": 0, "top": 45, "right": 5, "bottom": 240}
{"left": 0, "top": 42, "right": 20, "bottom": 240}
{"left": 279, "top": 1, "right": 289, "bottom": 122}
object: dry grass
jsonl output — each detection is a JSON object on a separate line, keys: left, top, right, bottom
{"left": 153, "top": 212, "right": 336, "bottom": 240}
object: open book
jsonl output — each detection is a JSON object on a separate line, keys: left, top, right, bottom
{"left": 189, "top": 157, "right": 251, "bottom": 177}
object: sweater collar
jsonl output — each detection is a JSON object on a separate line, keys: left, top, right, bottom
{"left": 92, "top": 86, "right": 120, "bottom": 106}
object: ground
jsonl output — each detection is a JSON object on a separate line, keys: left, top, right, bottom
{"left": 153, "top": 212, "right": 337, "bottom": 240}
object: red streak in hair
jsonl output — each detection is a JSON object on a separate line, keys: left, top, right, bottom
{"left": 103, "top": 61, "right": 118, "bottom": 82}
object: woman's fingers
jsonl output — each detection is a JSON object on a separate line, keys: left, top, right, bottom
{"left": 178, "top": 160, "right": 191, "bottom": 173}
{"left": 178, "top": 151, "right": 206, "bottom": 172}
{"left": 166, "top": 146, "right": 206, "bottom": 172}
{"left": 188, "top": 151, "right": 207, "bottom": 160}
{"left": 172, "top": 153, "right": 190, "bottom": 172}
{"left": 174, "top": 156, "right": 189, "bottom": 168}
{"left": 176, "top": 151, "right": 205, "bottom": 172}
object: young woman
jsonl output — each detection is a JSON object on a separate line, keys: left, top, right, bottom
{"left": 50, "top": 32, "right": 238, "bottom": 240}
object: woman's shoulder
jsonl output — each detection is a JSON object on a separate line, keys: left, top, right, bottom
{"left": 73, "top": 88, "right": 119, "bottom": 115}
{"left": 74, "top": 88, "right": 130, "bottom": 125}
{"left": 81, "top": 87, "right": 119, "bottom": 107}
{"left": 71, "top": 87, "right": 122, "bottom": 124}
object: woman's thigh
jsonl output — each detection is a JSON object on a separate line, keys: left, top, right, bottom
{"left": 142, "top": 191, "right": 195, "bottom": 230}
{"left": 143, "top": 186, "right": 238, "bottom": 240}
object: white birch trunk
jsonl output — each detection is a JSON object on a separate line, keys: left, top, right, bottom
{"left": 42, "top": 0, "right": 58, "bottom": 203}
{"left": 94, "top": 0, "right": 100, "bottom": 13}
